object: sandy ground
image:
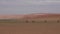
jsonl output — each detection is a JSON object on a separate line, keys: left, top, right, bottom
{"left": 0, "top": 23, "right": 60, "bottom": 34}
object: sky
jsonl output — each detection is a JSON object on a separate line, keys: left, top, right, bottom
{"left": 0, "top": 0, "right": 60, "bottom": 14}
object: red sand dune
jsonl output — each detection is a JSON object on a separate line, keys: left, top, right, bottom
{"left": 0, "top": 15, "right": 25, "bottom": 19}
{"left": 0, "top": 13, "right": 60, "bottom": 19}
{"left": 23, "top": 13, "right": 60, "bottom": 19}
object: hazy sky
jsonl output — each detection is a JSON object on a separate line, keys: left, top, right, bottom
{"left": 0, "top": 0, "right": 60, "bottom": 14}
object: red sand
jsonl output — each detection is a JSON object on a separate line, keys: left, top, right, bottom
{"left": 0, "top": 23, "right": 60, "bottom": 34}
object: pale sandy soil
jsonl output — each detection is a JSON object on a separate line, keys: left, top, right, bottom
{"left": 0, "top": 23, "right": 60, "bottom": 34}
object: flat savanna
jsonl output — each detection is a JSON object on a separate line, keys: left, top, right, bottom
{"left": 0, "top": 23, "right": 60, "bottom": 34}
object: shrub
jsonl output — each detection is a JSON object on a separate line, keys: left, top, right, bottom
{"left": 25, "top": 20, "right": 28, "bottom": 23}
{"left": 32, "top": 21, "right": 35, "bottom": 23}
{"left": 44, "top": 20, "right": 47, "bottom": 23}
{"left": 57, "top": 20, "right": 59, "bottom": 23}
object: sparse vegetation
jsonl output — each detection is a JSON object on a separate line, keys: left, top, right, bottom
{"left": 57, "top": 20, "right": 59, "bottom": 23}
{"left": 44, "top": 20, "right": 47, "bottom": 23}
{"left": 32, "top": 20, "right": 35, "bottom": 23}
{"left": 0, "top": 19, "right": 60, "bottom": 23}
{"left": 0, "top": 19, "right": 17, "bottom": 23}
{"left": 25, "top": 20, "right": 28, "bottom": 23}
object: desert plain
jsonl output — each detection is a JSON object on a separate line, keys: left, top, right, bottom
{"left": 0, "top": 13, "right": 60, "bottom": 34}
